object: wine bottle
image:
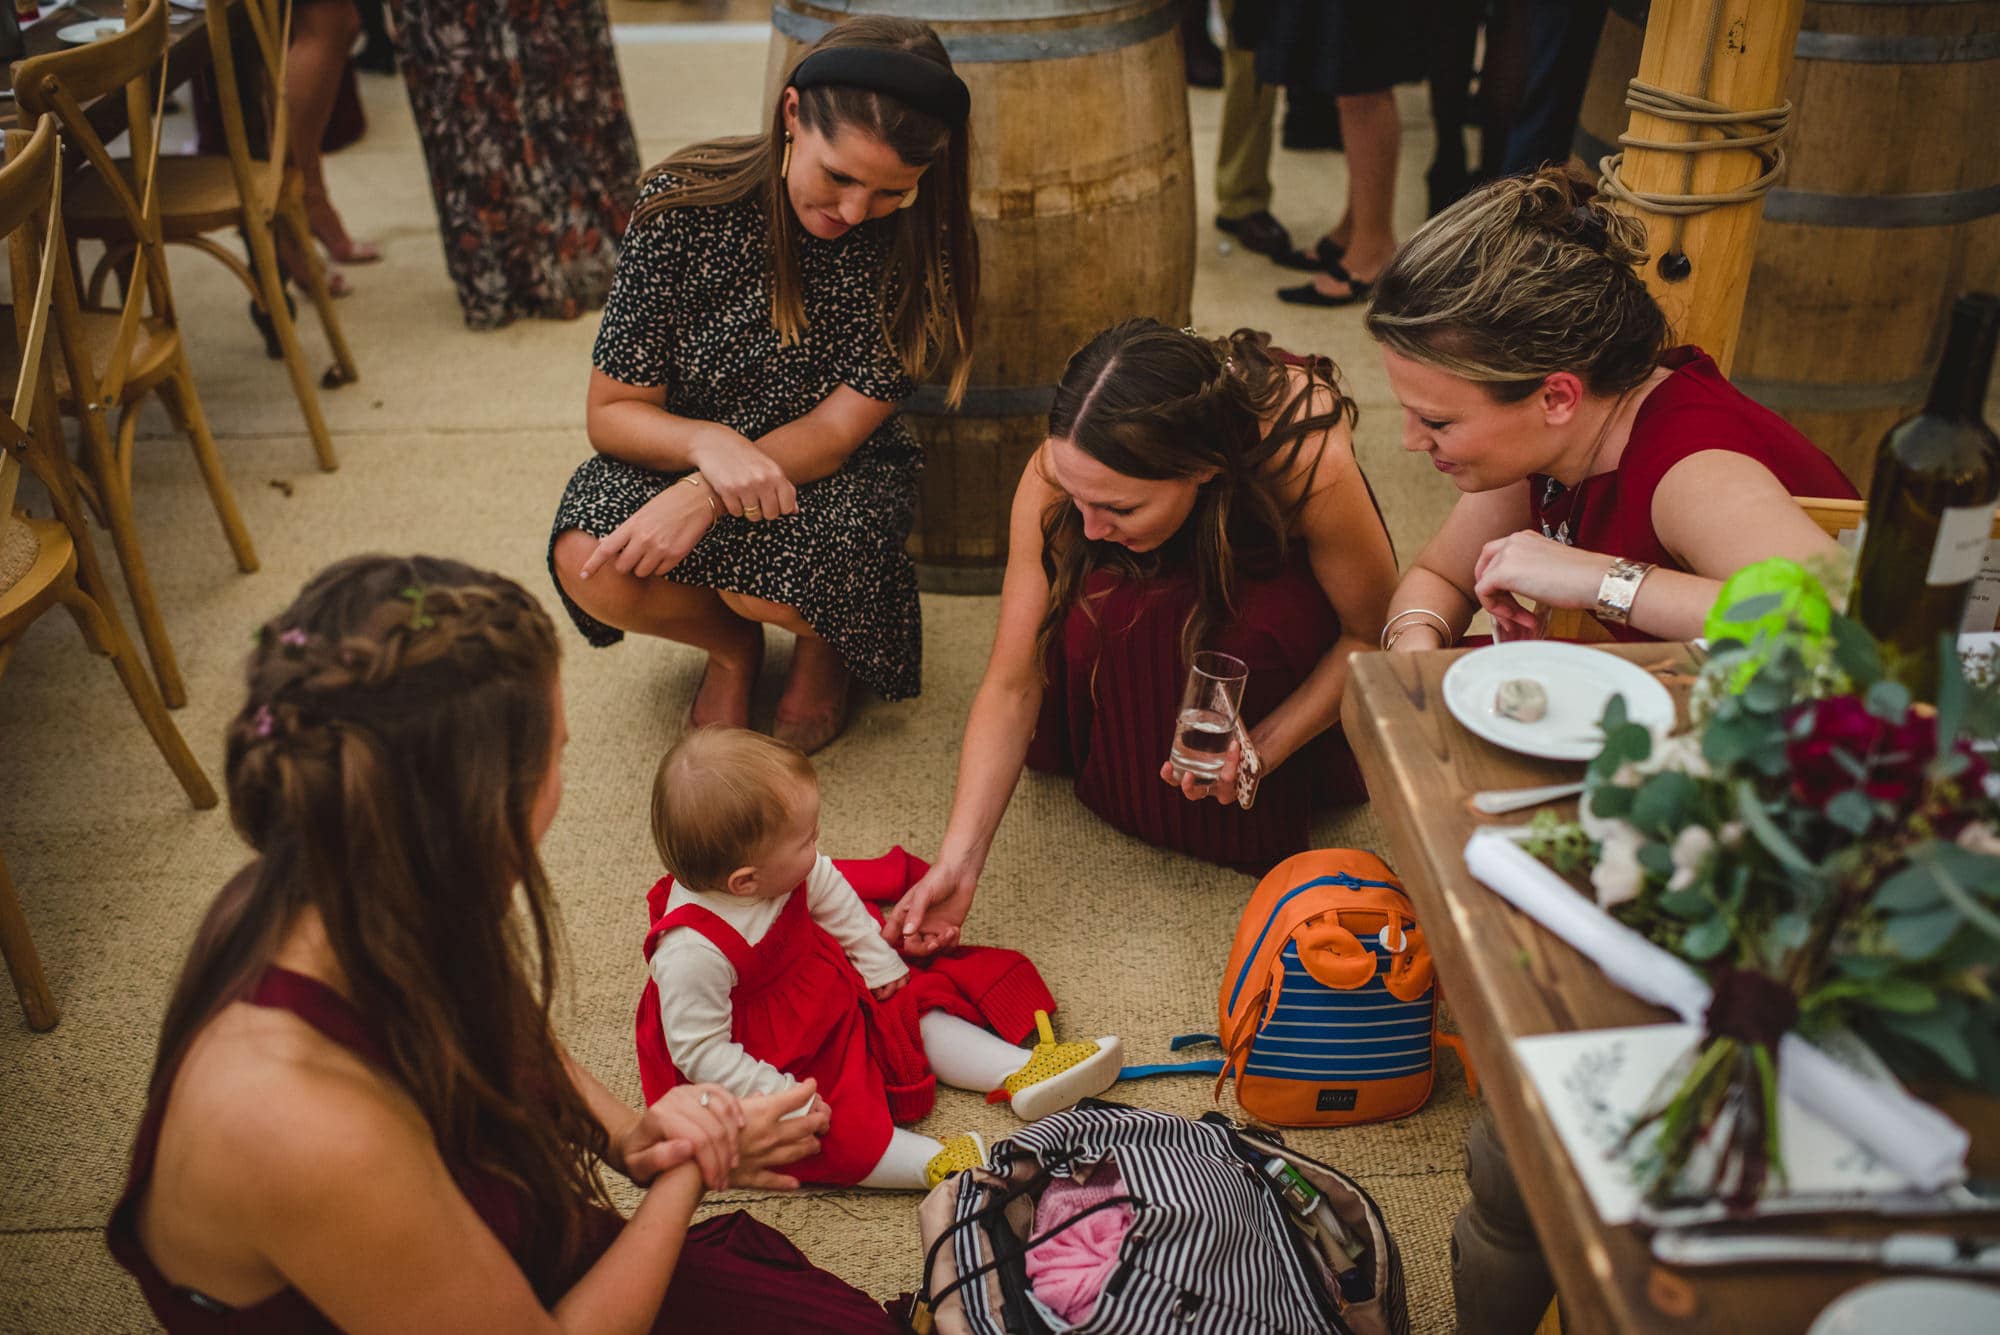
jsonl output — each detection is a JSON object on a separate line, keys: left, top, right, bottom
{"left": 1850, "top": 292, "right": 2000, "bottom": 700}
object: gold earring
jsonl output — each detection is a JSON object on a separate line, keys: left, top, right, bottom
{"left": 898, "top": 185, "right": 919, "bottom": 210}
{"left": 780, "top": 135, "right": 792, "bottom": 179}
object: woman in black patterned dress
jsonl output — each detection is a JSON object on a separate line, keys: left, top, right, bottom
{"left": 393, "top": 0, "right": 641, "bottom": 329}
{"left": 549, "top": 17, "right": 976, "bottom": 752}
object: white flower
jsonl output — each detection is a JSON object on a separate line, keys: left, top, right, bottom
{"left": 1642, "top": 734, "right": 1710, "bottom": 779}
{"left": 1592, "top": 825, "right": 1646, "bottom": 909}
{"left": 1718, "top": 821, "right": 1747, "bottom": 850}
{"left": 1667, "top": 825, "right": 1716, "bottom": 894}
{"left": 1958, "top": 821, "right": 2000, "bottom": 857}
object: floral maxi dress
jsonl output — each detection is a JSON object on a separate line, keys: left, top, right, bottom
{"left": 392, "top": 0, "right": 642, "bottom": 330}
{"left": 548, "top": 173, "right": 924, "bottom": 700}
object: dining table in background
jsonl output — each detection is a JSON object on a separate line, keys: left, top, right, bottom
{"left": 3, "top": 0, "right": 226, "bottom": 145}
{"left": 1342, "top": 640, "right": 2000, "bottom": 1335}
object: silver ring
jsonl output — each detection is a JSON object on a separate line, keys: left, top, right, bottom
{"left": 698, "top": 1091, "right": 710, "bottom": 1107}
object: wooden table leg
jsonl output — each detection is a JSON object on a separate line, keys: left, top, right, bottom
{"left": 1453, "top": 1109, "right": 1555, "bottom": 1334}
{"left": 0, "top": 845, "right": 59, "bottom": 1031}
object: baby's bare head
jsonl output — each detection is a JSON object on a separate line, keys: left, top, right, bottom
{"left": 651, "top": 727, "right": 818, "bottom": 893}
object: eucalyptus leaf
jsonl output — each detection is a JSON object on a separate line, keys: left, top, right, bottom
{"left": 1874, "top": 1007, "right": 1977, "bottom": 1079}
{"left": 1833, "top": 953, "right": 1898, "bottom": 980}
{"left": 1601, "top": 692, "right": 1629, "bottom": 735}
{"left": 1937, "top": 639, "right": 1968, "bottom": 749}
{"left": 1638, "top": 842, "right": 1675, "bottom": 880}
{"left": 1744, "top": 676, "right": 1791, "bottom": 713}
{"left": 1724, "top": 593, "right": 1785, "bottom": 622}
{"left": 1589, "top": 784, "right": 1636, "bottom": 819}
{"left": 1657, "top": 888, "right": 1711, "bottom": 920}
{"left": 1830, "top": 614, "right": 1883, "bottom": 684}
{"left": 1873, "top": 859, "right": 1945, "bottom": 913}
{"left": 1928, "top": 843, "right": 2000, "bottom": 897}
{"left": 1734, "top": 781, "right": 1820, "bottom": 877}
{"left": 1883, "top": 908, "right": 1962, "bottom": 959}
{"left": 1866, "top": 679, "right": 1912, "bottom": 723}
{"left": 1824, "top": 789, "right": 1875, "bottom": 836}
{"left": 1680, "top": 914, "right": 1733, "bottom": 961}
{"left": 1632, "top": 772, "right": 1700, "bottom": 836}
{"left": 1772, "top": 912, "right": 1813, "bottom": 952}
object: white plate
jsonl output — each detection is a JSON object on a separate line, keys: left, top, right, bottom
{"left": 1808, "top": 1278, "right": 2000, "bottom": 1334}
{"left": 57, "top": 18, "right": 124, "bottom": 45}
{"left": 1441, "top": 640, "right": 1676, "bottom": 762}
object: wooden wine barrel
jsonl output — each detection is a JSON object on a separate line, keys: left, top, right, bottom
{"left": 1575, "top": 0, "right": 2000, "bottom": 491}
{"left": 769, "top": 0, "right": 1196, "bottom": 592}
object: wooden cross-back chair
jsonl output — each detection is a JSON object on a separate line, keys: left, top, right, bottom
{"left": 1544, "top": 497, "right": 2000, "bottom": 642}
{"left": 66, "top": 0, "right": 357, "bottom": 474}
{"left": 9, "top": 0, "right": 258, "bottom": 709}
{"left": 0, "top": 116, "right": 217, "bottom": 1033}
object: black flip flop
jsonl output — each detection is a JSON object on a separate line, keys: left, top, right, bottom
{"left": 1277, "top": 261, "right": 1373, "bottom": 307}
{"left": 1315, "top": 236, "right": 1346, "bottom": 271}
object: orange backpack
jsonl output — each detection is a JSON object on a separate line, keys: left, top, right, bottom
{"left": 1211, "top": 849, "right": 1473, "bottom": 1127}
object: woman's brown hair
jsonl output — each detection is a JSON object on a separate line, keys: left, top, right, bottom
{"left": 633, "top": 16, "right": 978, "bottom": 406}
{"left": 1365, "top": 165, "right": 1670, "bottom": 401}
{"left": 1036, "top": 319, "right": 1371, "bottom": 668}
{"left": 153, "top": 555, "right": 605, "bottom": 1302}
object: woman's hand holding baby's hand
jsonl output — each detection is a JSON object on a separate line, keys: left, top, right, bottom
{"left": 883, "top": 862, "right": 974, "bottom": 958}
{"left": 733, "top": 1080, "right": 829, "bottom": 1190}
{"left": 871, "top": 974, "right": 909, "bottom": 1002}
{"left": 621, "top": 1083, "right": 745, "bottom": 1190}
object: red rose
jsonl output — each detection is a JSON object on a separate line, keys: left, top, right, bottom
{"left": 1785, "top": 696, "right": 1986, "bottom": 813}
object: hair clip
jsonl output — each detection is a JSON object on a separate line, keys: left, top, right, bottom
{"left": 252, "top": 704, "right": 275, "bottom": 738}
{"left": 400, "top": 585, "right": 436, "bottom": 631}
{"left": 1181, "top": 325, "right": 1199, "bottom": 338}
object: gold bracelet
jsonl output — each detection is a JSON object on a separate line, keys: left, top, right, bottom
{"left": 1380, "top": 608, "right": 1454, "bottom": 650}
{"left": 678, "top": 472, "right": 719, "bottom": 523}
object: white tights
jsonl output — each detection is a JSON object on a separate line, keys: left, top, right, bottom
{"left": 856, "top": 1012, "right": 1028, "bottom": 1190}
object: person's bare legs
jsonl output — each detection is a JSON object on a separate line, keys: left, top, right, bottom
{"left": 1313, "top": 90, "right": 1400, "bottom": 298}
{"left": 718, "top": 590, "right": 853, "bottom": 754}
{"left": 552, "top": 531, "right": 764, "bottom": 728}
{"left": 288, "top": 2, "right": 378, "bottom": 266}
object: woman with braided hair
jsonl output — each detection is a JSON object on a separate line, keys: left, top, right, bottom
{"left": 1369, "top": 166, "right": 1853, "bottom": 648}
{"left": 885, "top": 321, "right": 1398, "bottom": 952}
{"left": 550, "top": 15, "right": 977, "bottom": 754}
{"left": 106, "top": 555, "right": 900, "bottom": 1333}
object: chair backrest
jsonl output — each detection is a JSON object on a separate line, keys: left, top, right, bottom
{"left": 10, "top": 0, "right": 175, "bottom": 408}
{"left": 203, "top": 0, "right": 294, "bottom": 220}
{"left": 0, "top": 120, "right": 67, "bottom": 548}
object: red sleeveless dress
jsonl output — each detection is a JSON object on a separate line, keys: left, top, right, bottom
{"left": 106, "top": 967, "right": 898, "bottom": 1333}
{"left": 1529, "top": 346, "right": 1859, "bottom": 641}
{"left": 634, "top": 849, "right": 1055, "bottom": 1186}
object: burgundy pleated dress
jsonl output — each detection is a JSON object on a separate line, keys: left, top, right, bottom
{"left": 107, "top": 968, "right": 898, "bottom": 1334}
{"left": 1027, "top": 542, "right": 1368, "bottom": 874}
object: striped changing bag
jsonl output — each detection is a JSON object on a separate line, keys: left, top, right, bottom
{"left": 1207, "top": 850, "right": 1471, "bottom": 1127}
{"left": 910, "top": 1101, "right": 1408, "bottom": 1335}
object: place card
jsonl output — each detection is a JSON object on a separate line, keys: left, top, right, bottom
{"left": 1514, "top": 1023, "right": 1910, "bottom": 1226}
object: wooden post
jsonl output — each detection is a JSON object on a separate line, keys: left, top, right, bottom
{"left": 1612, "top": 0, "right": 1805, "bottom": 374}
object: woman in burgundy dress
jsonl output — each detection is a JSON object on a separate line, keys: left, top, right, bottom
{"left": 1367, "top": 166, "right": 1855, "bottom": 649}
{"left": 884, "top": 320, "right": 1398, "bottom": 952}
{"left": 106, "top": 555, "right": 896, "bottom": 1334}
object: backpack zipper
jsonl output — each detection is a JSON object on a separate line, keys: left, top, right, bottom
{"left": 1226, "top": 874, "right": 1407, "bottom": 1012}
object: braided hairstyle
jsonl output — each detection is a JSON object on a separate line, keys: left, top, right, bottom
{"left": 154, "top": 555, "right": 607, "bottom": 1302}
{"left": 1365, "top": 164, "right": 1670, "bottom": 401}
{"left": 1036, "top": 318, "right": 1362, "bottom": 668}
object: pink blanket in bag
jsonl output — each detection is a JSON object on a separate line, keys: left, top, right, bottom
{"left": 1023, "top": 1161, "right": 1137, "bottom": 1325}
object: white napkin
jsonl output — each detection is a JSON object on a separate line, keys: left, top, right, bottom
{"left": 1464, "top": 829, "right": 1970, "bottom": 1192}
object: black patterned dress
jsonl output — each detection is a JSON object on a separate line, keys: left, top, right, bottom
{"left": 548, "top": 175, "right": 924, "bottom": 701}
{"left": 392, "top": 0, "right": 640, "bottom": 330}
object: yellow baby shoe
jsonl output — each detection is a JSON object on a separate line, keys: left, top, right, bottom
{"left": 924, "top": 1132, "right": 987, "bottom": 1190}
{"left": 997, "top": 1011, "right": 1124, "bottom": 1122}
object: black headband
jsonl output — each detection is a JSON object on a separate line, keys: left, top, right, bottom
{"left": 790, "top": 47, "right": 970, "bottom": 128}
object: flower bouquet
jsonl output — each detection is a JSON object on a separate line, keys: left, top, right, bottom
{"left": 1523, "top": 560, "right": 2000, "bottom": 1210}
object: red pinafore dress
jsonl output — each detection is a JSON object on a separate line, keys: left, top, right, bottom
{"left": 641, "top": 887, "right": 899, "bottom": 1184}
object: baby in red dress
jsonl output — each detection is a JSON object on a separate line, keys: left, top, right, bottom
{"left": 635, "top": 728, "right": 1123, "bottom": 1189}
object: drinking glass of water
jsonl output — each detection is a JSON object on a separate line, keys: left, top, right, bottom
{"left": 1169, "top": 651, "right": 1248, "bottom": 789}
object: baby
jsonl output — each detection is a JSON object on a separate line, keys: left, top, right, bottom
{"left": 636, "top": 728, "right": 1122, "bottom": 1190}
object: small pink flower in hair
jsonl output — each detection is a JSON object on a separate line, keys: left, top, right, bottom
{"left": 252, "top": 705, "right": 276, "bottom": 738}
{"left": 279, "top": 627, "right": 308, "bottom": 650}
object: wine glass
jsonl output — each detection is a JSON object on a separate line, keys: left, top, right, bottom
{"left": 1169, "top": 651, "right": 1248, "bottom": 790}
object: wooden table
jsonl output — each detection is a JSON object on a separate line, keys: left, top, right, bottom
{"left": 1343, "top": 642, "right": 2000, "bottom": 1334}
{"left": 3, "top": 1, "right": 222, "bottom": 142}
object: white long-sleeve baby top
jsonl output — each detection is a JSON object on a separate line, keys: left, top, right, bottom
{"left": 650, "top": 854, "right": 910, "bottom": 1097}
